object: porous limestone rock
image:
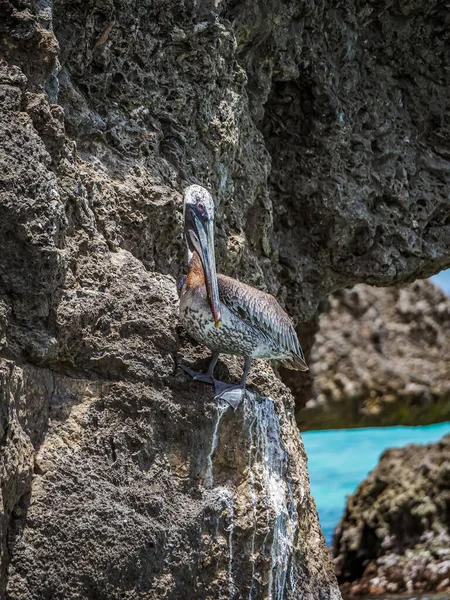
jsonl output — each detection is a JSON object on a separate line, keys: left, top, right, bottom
{"left": 1, "top": 0, "right": 450, "bottom": 598}
{"left": 297, "top": 279, "right": 450, "bottom": 429}
{"left": 333, "top": 435, "right": 450, "bottom": 596}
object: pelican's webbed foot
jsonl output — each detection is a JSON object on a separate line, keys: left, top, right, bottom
{"left": 213, "top": 355, "right": 251, "bottom": 409}
{"left": 179, "top": 364, "right": 245, "bottom": 409}
{"left": 213, "top": 381, "right": 246, "bottom": 410}
{"left": 180, "top": 353, "right": 250, "bottom": 410}
{"left": 179, "top": 364, "right": 215, "bottom": 385}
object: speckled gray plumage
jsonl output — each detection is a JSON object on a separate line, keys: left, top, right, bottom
{"left": 179, "top": 274, "right": 307, "bottom": 367}
{"left": 217, "top": 273, "right": 307, "bottom": 366}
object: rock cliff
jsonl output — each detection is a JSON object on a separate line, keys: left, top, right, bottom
{"left": 333, "top": 435, "right": 450, "bottom": 596}
{"left": 1, "top": 0, "right": 450, "bottom": 598}
{"left": 297, "top": 279, "right": 450, "bottom": 429}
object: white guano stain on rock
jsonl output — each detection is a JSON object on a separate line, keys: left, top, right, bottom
{"left": 204, "top": 399, "right": 230, "bottom": 489}
{"left": 205, "top": 392, "right": 298, "bottom": 600}
{"left": 245, "top": 396, "right": 297, "bottom": 600}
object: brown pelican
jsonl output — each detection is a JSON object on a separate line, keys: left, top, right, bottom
{"left": 178, "top": 184, "right": 308, "bottom": 408}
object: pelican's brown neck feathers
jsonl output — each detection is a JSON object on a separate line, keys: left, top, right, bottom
{"left": 186, "top": 251, "right": 205, "bottom": 289}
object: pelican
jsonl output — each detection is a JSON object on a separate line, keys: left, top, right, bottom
{"left": 178, "top": 184, "right": 308, "bottom": 408}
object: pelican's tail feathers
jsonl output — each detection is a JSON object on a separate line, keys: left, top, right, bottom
{"left": 278, "top": 354, "right": 309, "bottom": 372}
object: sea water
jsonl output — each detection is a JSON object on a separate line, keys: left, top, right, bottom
{"left": 302, "top": 422, "right": 450, "bottom": 546}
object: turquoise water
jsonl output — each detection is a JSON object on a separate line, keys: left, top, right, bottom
{"left": 302, "top": 422, "right": 450, "bottom": 546}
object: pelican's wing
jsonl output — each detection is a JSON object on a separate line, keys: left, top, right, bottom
{"left": 217, "top": 274, "right": 308, "bottom": 371}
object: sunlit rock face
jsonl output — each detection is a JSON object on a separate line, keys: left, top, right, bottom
{"left": 4, "top": 361, "right": 337, "bottom": 599}
{"left": 1, "top": 0, "right": 450, "bottom": 597}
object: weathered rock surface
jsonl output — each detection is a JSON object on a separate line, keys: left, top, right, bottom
{"left": 1, "top": 244, "right": 336, "bottom": 599}
{"left": 6, "top": 361, "right": 335, "bottom": 599}
{"left": 333, "top": 435, "right": 450, "bottom": 597}
{"left": 1, "top": 0, "right": 450, "bottom": 598}
{"left": 297, "top": 279, "right": 450, "bottom": 429}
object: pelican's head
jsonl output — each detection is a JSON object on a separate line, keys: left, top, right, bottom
{"left": 183, "top": 185, "right": 221, "bottom": 328}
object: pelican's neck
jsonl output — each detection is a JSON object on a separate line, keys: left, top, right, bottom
{"left": 186, "top": 250, "right": 205, "bottom": 288}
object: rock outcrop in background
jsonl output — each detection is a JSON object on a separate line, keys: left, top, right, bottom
{"left": 297, "top": 279, "right": 450, "bottom": 429}
{"left": 1, "top": 0, "right": 450, "bottom": 598}
{"left": 333, "top": 435, "right": 450, "bottom": 596}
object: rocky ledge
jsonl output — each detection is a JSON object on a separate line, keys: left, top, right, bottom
{"left": 333, "top": 434, "right": 450, "bottom": 597}
{"left": 297, "top": 279, "right": 450, "bottom": 429}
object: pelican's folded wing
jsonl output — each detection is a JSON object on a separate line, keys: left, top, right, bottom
{"left": 217, "top": 273, "right": 308, "bottom": 370}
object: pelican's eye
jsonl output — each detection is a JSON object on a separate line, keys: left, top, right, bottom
{"left": 197, "top": 202, "right": 205, "bottom": 212}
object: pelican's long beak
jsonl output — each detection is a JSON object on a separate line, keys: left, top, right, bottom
{"left": 194, "top": 215, "right": 222, "bottom": 328}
